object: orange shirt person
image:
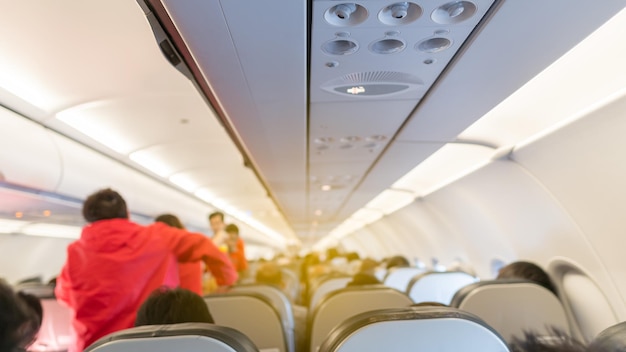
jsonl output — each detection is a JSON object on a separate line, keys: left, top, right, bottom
{"left": 55, "top": 189, "right": 237, "bottom": 352}
{"left": 225, "top": 223, "right": 249, "bottom": 274}
{"left": 154, "top": 214, "right": 204, "bottom": 296}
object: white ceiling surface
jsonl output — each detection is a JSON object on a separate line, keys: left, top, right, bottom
{"left": 1, "top": 0, "right": 626, "bottom": 250}
{"left": 154, "top": 0, "right": 626, "bottom": 246}
{"left": 0, "top": 1, "right": 295, "bottom": 243}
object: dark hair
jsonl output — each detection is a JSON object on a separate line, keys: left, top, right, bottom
{"left": 16, "top": 292, "right": 43, "bottom": 328}
{"left": 588, "top": 321, "right": 626, "bottom": 352}
{"left": 255, "top": 262, "right": 283, "bottom": 287}
{"left": 509, "top": 328, "right": 586, "bottom": 352}
{"left": 386, "top": 255, "right": 411, "bottom": 270}
{"left": 135, "top": 287, "right": 214, "bottom": 326}
{"left": 411, "top": 301, "right": 448, "bottom": 308}
{"left": 497, "top": 261, "right": 556, "bottom": 294}
{"left": 155, "top": 214, "right": 185, "bottom": 229}
{"left": 82, "top": 188, "right": 128, "bottom": 223}
{"left": 0, "top": 280, "right": 41, "bottom": 352}
{"left": 208, "top": 212, "right": 224, "bottom": 222}
{"left": 347, "top": 272, "right": 380, "bottom": 287}
{"left": 224, "top": 224, "right": 239, "bottom": 235}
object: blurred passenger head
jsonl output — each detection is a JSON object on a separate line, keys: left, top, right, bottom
{"left": 509, "top": 328, "right": 586, "bottom": 352}
{"left": 0, "top": 280, "right": 42, "bottom": 352}
{"left": 224, "top": 224, "right": 240, "bottom": 251}
{"left": 255, "top": 262, "right": 284, "bottom": 288}
{"left": 359, "top": 258, "right": 379, "bottom": 274}
{"left": 208, "top": 211, "right": 225, "bottom": 234}
{"left": 588, "top": 321, "right": 626, "bottom": 352}
{"left": 155, "top": 214, "right": 185, "bottom": 229}
{"left": 386, "top": 255, "right": 411, "bottom": 270}
{"left": 411, "top": 301, "right": 448, "bottom": 308}
{"left": 135, "top": 287, "right": 213, "bottom": 326}
{"left": 82, "top": 188, "right": 128, "bottom": 223}
{"left": 497, "top": 261, "right": 556, "bottom": 294}
{"left": 347, "top": 272, "right": 380, "bottom": 287}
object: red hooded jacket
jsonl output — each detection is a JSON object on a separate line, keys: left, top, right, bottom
{"left": 55, "top": 219, "right": 237, "bottom": 351}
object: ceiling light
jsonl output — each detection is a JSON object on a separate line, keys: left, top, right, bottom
{"left": 321, "top": 184, "right": 332, "bottom": 191}
{"left": 458, "top": 7, "right": 626, "bottom": 148}
{"left": 0, "top": 219, "right": 27, "bottom": 234}
{"left": 21, "top": 223, "right": 81, "bottom": 239}
{"left": 392, "top": 143, "right": 494, "bottom": 196}
{"left": 314, "top": 209, "right": 323, "bottom": 216}
{"left": 351, "top": 208, "right": 383, "bottom": 224}
{"left": 365, "top": 189, "right": 416, "bottom": 215}
{"left": 56, "top": 102, "right": 135, "bottom": 154}
{"left": 169, "top": 173, "right": 200, "bottom": 192}
{"left": 0, "top": 66, "right": 57, "bottom": 112}
{"left": 129, "top": 151, "right": 174, "bottom": 177}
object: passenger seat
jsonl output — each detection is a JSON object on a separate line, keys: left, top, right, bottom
{"left": 84, "top": 322, "right": 258, "bottom": 352}
{"left": 308, "top": 285, "right": 413, "bottom": 352}
{"left": 406, "top": 271, "right": 478, "bottom": 305}
{"left": 319, "top": 306, "right": 509, "bottom": 352}
{"left": 450, "top": 279, "right": 570, "bottom": 342}
{"left": 205, "top": 292, "right": 288, "bottom": 352}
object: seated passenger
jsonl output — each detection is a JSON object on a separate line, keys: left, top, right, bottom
{"left": 0, "top": 280, "right": 42, "bottom": 352}
{"left": 497, "top": 261, "right": 556, "bottom": 294}
{"left": 385, "top": 255, "right": 411, "bottom": 270}
{"left": 155, "top": 214, "right": 204, "bottom": 295}
{"left": 588, "top": 321, "right": 626, "bottom": 352}
{"left": 255, "top": 262, "right": 308, "bottom": 352}
{"left": 509, "top": 328, "right": 585, "bottom": 352}
{"left": 347, "top": 272, "right": 381, "bottom": 286}
{"left": 135, "top": 287, "right": 214, "bottom": 326}
{"left": 55, "top": 188, "right": 237, "bottom": 352}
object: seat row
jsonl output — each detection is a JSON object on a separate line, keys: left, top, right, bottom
{"left": 18, "top": 277, "right": 572, "bottom": 352}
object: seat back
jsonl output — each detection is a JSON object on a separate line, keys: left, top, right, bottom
{"left": 205, "top": 292, "right": 288, "bottom": 352}
{"left": 230, "top": 284, "right": 295, "bottom": 352}
{"left": 450, "top": 280, "right": 570, "bottom": 342}
{"left": 280, "top": 268, "right": 299, "bottom": 303}
{"left": 309, "top": 285, "right": 413, "bottom": 352}
{"left": 308, "top": 275, "right": 352, "bottom": 310}
{"left": 383, "top": 267, "right": 425, "bottom": 292}
{"left": 319, "top": 307, "right": 509, "bottom": 352}
{"left": 407, "top": 271, "right": 478, "bottom": 304}
{"left": 84, "top": 323, "right": 258, "bottom": 352}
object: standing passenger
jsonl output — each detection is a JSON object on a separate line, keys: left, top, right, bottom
{"left": 225, "top": 224, "right": 249, "bottom": 278}
{"left": 55, "top": 188, "right": 237, "bottom": 352}
{"left": 154, "top": 214, "right": 204, "bottom": 296}
{"left": 208, "top": 211, "right": 229, "bottom": 252}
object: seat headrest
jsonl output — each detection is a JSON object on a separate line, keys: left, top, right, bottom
{"left": 85, "top": 323, "right": 258, "bottom": 352}
{"left": 319, "top": 306, "right": 509, "bottom": 352}
{"left": 450, "top": 279, "right": 570, "bottom": 342}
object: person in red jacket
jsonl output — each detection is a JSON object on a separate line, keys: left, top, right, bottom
{"left": 55, "top": 188, "right": 237, "bottom": 352}
{"left": 154, "top": 213, "right": 204, "bottom": 295}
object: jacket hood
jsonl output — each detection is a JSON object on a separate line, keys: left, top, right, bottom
{"left": 79, "top": 218, "right": 145, "bottom": 252}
